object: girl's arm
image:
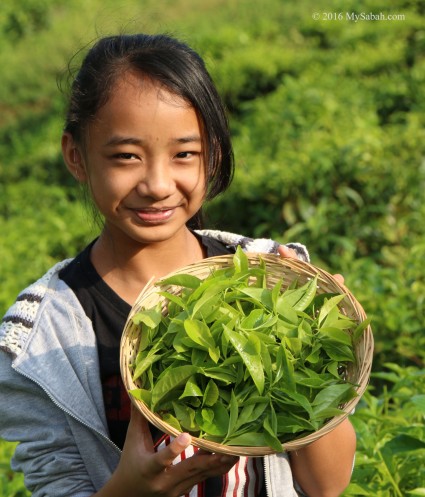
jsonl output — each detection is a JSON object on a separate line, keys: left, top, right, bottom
{"left": 289, "top": 418, "right": 356, "bottom": 497}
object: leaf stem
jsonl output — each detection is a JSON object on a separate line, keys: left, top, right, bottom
{"left": 377, "top": 450, "right": 403, "bottom": 497}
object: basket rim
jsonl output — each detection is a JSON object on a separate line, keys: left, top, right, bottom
{"left": 120, "top": 253, "right": 374, "bottom": 456}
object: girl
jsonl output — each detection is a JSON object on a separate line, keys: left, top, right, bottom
{"left": 0, "top": 34, "right": 356, "bottom": 497}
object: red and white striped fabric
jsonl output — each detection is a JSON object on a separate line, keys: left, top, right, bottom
{"left": 155, "top": 435, "right": 264, "bottom": 497}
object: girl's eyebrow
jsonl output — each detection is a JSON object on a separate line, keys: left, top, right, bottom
{"left": 104, "top": 136, "right": 143, "bottom": 147}
{"left": 104, "top": 135, "right": 202, "bottom": 147}
{"left": 173, "top": 135, "right": 202, "bottom": 144}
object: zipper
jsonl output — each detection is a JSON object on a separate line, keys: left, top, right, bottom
{"left": 263, "top": 456, "right": 271, "bottom": 497}
{"left": 14, "top": 365, "right": 122, "bottom": 454}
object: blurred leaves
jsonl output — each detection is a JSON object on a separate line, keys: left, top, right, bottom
{"left": 1, "top": 0, "right": 425, "bottom": 494}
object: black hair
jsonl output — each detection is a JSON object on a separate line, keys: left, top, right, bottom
{"left": 64, "top": 34, "right": 234, "bottom": 228}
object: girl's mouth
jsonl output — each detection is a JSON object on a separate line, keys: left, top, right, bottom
{"left": 133, "top": 207, "right": 175, "bottom": 223}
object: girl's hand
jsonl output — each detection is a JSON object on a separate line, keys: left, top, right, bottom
{"left": 103, "top": 406, "right": 238, "bottom": 497}
{"left": 278, "top": 245, "right": 345, "bottom": 285}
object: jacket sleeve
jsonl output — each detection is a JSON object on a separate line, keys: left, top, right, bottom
{"left": 264, "top": 453, "right": 310, "bottom": 496}
{"left": 194, "top": 229, "right": 310, "bottom": 262}
{"left": 0, "top": 348, "right": 96, "bottom": 497}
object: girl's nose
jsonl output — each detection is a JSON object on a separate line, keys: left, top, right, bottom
{"left": 136, "top": 158, "right": 175, "bottom": 199}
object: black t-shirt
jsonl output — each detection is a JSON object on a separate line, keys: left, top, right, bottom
{"left": 59, "top": 233, "right": 235, "bottom": 450}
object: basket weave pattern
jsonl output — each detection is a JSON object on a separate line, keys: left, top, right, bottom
{"left": 120, "top": 254, "right": 373, "bottom": 456}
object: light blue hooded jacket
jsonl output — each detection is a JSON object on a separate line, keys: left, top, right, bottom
{"left": 0, "top": 231, "right": 310, "bottom": 497}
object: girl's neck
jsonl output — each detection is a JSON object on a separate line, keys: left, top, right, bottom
{"left": 90, "top": 228, "right": 205, "bottom": 305}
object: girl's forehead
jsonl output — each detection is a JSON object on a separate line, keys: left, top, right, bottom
{"left": 109, "top": 71, "right": 192, "bottom": 110}
{"left": 84, "top": 72, "right": 203, "bottom": 143}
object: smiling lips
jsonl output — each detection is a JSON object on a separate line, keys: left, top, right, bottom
{"left": 133, "top": 206, "right": 177, "bottom": 223}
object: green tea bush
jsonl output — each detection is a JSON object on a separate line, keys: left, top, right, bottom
{"left": 0, "top": 180, "right": 95, "bottom": 314}
{"left": 1, "top": 0, "right": 424, "bottom": 494}
{"left": 0, "top": 441, "right": 29, "bottom": 497}
{"left": 346, "top": 364, "right": 425, "bottom": 496}
{"left": 0, "top": 0, "right": 57, "bottom": 41}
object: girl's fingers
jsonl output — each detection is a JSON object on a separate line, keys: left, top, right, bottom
{"left": 151, "top": 433, "right": 193, "bottom": 470}
{"left": 278, "top": 245, "right": 298, "bottom": 259}
{"left": 127, "top": 404, "right": 238, "bottom": 496}
{"left": 333, "top": 273, "right": 345, "bottom": 285}
{"left": 166, "top": 452, "right": 239, "bottom": 496}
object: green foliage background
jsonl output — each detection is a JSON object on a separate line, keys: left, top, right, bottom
{"left": 1, "top": 0, "right": 424, "bottom": 495}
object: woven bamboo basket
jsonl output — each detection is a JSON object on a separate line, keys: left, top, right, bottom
{"left": 120, "top": 253, "right": 373, "bottom": 456}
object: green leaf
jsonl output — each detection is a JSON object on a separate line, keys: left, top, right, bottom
{"left": 271, "top": 278, "right": 284, "bottom": 306}
{"left": 224, "top": 325, "right": 265, "bottom": 394}
{"left": 411, "top": 395, "right": 425, "bottom": 414}
{"left": 179, "top": 377, "right": 203, "bottom": 398}
{"left": 277, "top": 276, "right": 318, "bottom": 312}
{"left": 191, "top": 292, "right": 221, "bottom": 319}
{"left": 240, "top": 309, "right": 265, "bottom": 329}
{"left": 294, "top": 276, "right": 318, "bottom": 311}
{"left": 227, "top": 390, "right": 239, "bottom": 438}
{"left": 133, "top": 353, "right": 162, "bottom": 381}
{"left": 312, "top": 383, "right": 357, "bottom": 411}
{"left": 276, "top": 412, "right": 316, "bottom": 434}
{"left": 341, "top": 483, "right": 371, "bottom": 496}
{"left": 191, "top": 348, "right": 208, "bottom": 366}
{"left": 310, "top": 407, "right": 345, "bottom": 423}
{"left": 226, "top": 431, "right": 269, "bottom": 446}
{"left": 319, "top": 327, "right": 352, "bottom": 345}
{"left": 162, "top": 412, "right": 183, "bottom": 431}
{"left": 317, "top": 295, "right": 346, "bottom": 326}
{"left": 195, "top": 402, "right": 229, "bottom": 436}
{"left": 158, "top": 274, "right": 202, "bottom": 289}
{"left": 133, "top": 307, "right": 163, "bottom": 328}
{"left": 234, "top": 403, "right": 257, "bottom": 431}
{"left": 275, "top": 343, "right": 295, "bottom": 391}
{"left": 172, "top": 402, "right": 198, "bottom": 431}
{"left": 203, "top": 380, "right": 220, "bottom": 406}
{"left": 184, "top": 319, "right": 216, "bottom": 350}
{"left": 238, "top": 287, "right": 273, "bottom": 309}
{"left": 320, "top": 338, "right": 355, "bottom": 362}
{"left": 167, "top": 315, "right": 186, "bottom": 335}
{"left": 186, "top": 273, "right": 231, "bottom": 304}
{"left": 305, "top": 342, "right": 322, "bottom": 364}
{"left": 275, "top": 295, "right": 299, "bottom": 324}
{"left": 202, "top": 366, "right": 238, "bottom": 384}
{"left": 208, "top": 345, "right": 221, "bottom": 363}
{"left": 382, "top": 434, "right": 425, "bottom": 454}
{"left": 263, "top": 415, "right": 283, "bottom": 452}
{"left": 151, "top": 365, "right": 199, "bottom": 410}
{"left": 352, "top": 317, "right": 372, "bottom": 343}
{"left": 129, "top": 388, "right": 151, "bottom": 405}
{"left": 273, "top": 389, "right": 313, "bottom": 417}
{"left": 260, "top": 339, "right": 273, "bottom": 382}
{"left": 157, "top": 291, "right": 187, "bottom": 311}
{"left": 233, "top": 245, "right": 249, "bottom": 273}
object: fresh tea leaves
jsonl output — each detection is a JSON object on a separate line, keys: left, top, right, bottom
{"left": 130, "top": 248, "right": 362, "bottom": 450}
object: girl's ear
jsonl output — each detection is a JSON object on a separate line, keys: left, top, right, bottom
{"left": 62, "top": 132, "right": 88, "bottom": 182}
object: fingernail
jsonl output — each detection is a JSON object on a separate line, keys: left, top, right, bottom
{"left": 178, "top": 433, "right": 192, "bottom": 446}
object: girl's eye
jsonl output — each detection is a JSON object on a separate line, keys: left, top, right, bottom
{"left": 115, "top": 153, "right": 138, "bottom": 160}
{"left": 175, "top": 151, "right": 197, "bottom": 159}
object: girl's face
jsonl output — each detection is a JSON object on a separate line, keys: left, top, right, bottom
{"left": 68, "top": 73, "right": 206, "bottom": 247}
